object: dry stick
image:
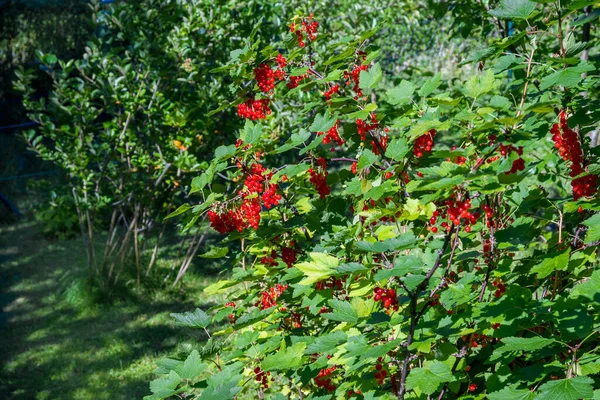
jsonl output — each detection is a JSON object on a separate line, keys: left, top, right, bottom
{"left": 107, "top": 212, "right": 137, "bottom": 281}
{"left": 172, "top": 220, "right": 209, "bottom": 287}
{"left": 397, "top": 230, "right": 454, "bottom": 399}
{"left": 515, "top": 46, "right": 536, "bottom": 118}
{"left": 146, "top": 195, "right": 176, "bottom": 277}
{"left": 102, "top": 208, "right": 119, "bottom": 275}
{"left": 164, "top": 229, "right": 193, "bottom": 283}
{"left": 134, "top": 203, "right": 141, "bottom": 288}
{"left": 73, "top": 188, "right": 92, "bottom": 281}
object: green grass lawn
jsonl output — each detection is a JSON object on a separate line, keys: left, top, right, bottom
{"left": 0, "top": 219, "right": 220, "bottom": 399}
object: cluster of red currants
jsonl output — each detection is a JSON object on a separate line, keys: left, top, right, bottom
{"left": 314, "top": 366, "right": 336, "bottom": 392}
{"left": 290, "top": 15, "right": 318, "bottom": 48}
{"left": 225, "top": 301, "right": 236, "bottom": 324}
{"left": 498, "top": 144, "right": 525, "bottom": 174}
{"left": 428, "top": 195, "right": 480, "bottom": 234}
{"left": 323, "top": 84, "right": 340, "bottom": 101}
{"left": 551, "top": 110, "right": 598, "bottom": 199}
{"left": 258, "top": 283, "right": 288, "bottom": 310}
{"left": 254, "top": 63, "right": 281, "bottom": 94}
{"left": 281, "top": 246, "right": 298, "bottom": 268}
{"left": 237, "top": 98, "right": 271, "bottom": 120}
{"left": 373, "top": 287, "right": 398, "bottom": 311}
{"left": 208, "top": 162, "right": 282, "bottom": 234}
{"left": 315, "top": 276, "right": 345, "bottom": 291}
{"left": 413, "top": 129, "right": 436, "bottom": 158}
{"left": 308, "top": 157, "right": 330, "bottom": 199}
{"left": 318, "top": 120, "right": 344, "bottom": 147}
{"left": 374, "top": 358, "right": 388, "bottom": 385}
{"left": 207, "top": 199, "right": 261, "bottom": 234}
{"left": 491, "top": 278, "right": 505, "bottom": 298}
{"left": 447, "top": 146, "right": 467, "bottom": 165}
{"left": 344, "top": 64, "right": 369, "bottom": 98}
{"left": 462, "top": 333, "right": 491, "bottom": 348}
{"left": 287, "top": 73, "right": 308, "bottom": 89}
{"left": 253, "top": 367, "right": 272, "bottom": 388}
{"left": 260, "top": 250, "right": 278, "bottom": 267}
{"left": 370, "top": 134, "right": 389, "bottom": 156}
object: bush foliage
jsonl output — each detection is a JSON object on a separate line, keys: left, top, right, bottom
{"left": 146, "top": 0, "right": 600, "bottom": 399}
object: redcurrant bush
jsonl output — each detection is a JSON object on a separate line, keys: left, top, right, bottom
{"left": 148, "top": 3, "right": 600, "bottom": 400}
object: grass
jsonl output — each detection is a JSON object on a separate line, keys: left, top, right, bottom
{"left": 0, "top": 218, "right": 222, "bottom": 399}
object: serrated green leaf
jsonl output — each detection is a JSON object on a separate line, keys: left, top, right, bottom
{"left": 310, "top": 112, "right": 338, "bottom": 133}
{"left": 147, "top": 370, "right": 180, "bottom": 399}
{"left": 531, "top": 249, "right": 570, "bottom": 278}
{"left": 358, "top": 149, "right": 378, "bottom": 171}
{"left": 323, "top": 299, "right": 359, "bottom": 323}
{"left": 374, "top": 256, "right": 421, "bottom": 282}
{"left": 355, "top": 233, "right": 416, "bottom": 253}
{"left": 405, "top": 361, "right": 456, "bottom": 395}
{"left": 199, "top": 246, "right": 228, "bottom": 259}
{"left": 305, "top": 331, "right": 348, "bottom": 354}
{"left": 418, "top": 74, "right": 442, "bottom": 97}
{"left": 262, "top": 342, "right": 307, "bottom": 371}
{"left": 214, "top": 144, "right": 236, "bottom": 160}
{"left": 488, "top": 386, "right": 536, "bottom": 400}
{"left": 536, "top": 377, "right": 594, "bottom": 400}
{"left": 463, "top": 69, "right": 497, "bottom": 98}
{"left": 240, "top": 120, "right": 262, "bottom": 145}
{"left": 540, "top": 63, "right": 595, "bottom": 90}
{"left": 495, "top": 337, "right": 555, "bottom": 353}
{"left": 582, "top": 214, "right": 600, "bottom": 244}
{"left": 176, "top": 350, "right": 206, "bottom": 380}
{"left": 359, "top": 63, "right": 382, "bottom": 91}
{"left": 171, "top": 308, "right": 211, "bottom": 329}
{"left": 489, "top": 0, "right": 536, "bottom": 19}
{"left": 295, "top": 252, "right": 339, "bottom": 285}
{"left": 165, "top": 204, "right": 191, "bottom": 220}
{"left": 386, "top": 80, "right": 415, "bottom": 105}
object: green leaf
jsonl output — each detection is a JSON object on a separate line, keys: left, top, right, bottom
{"left": 214, "top": 144, "right": 236, "bottom": 160}
{"left": 322, "top": 299, "right": 359, "bottom": 324}
{"left": 295, "top": 252, "right": 339, "bottom": 285}
{"left": 165, "top": 204, "right": 191, "bottom": 220}
{"left": 199, "top": 246, "right": 228, "bottom": 259}
{"left": 357, "top": 149, "right": 378, "bottom": 171}
{"left": 418, "top": 74, "right": 442, "bottom": 97}
{"left": 324, "top": 69, "right": 343, "bottom": 82}
{"left": 147, "top": 370, "right": 180, "bottom": 400}
{"left": 531, "top": 249, "right": 570, "bottom": 279}
{"left": 359, "top": 63, "right": 382, "bottom": 91}
{"left": 45, "top": 54, "right": 58, "bottom": 64}
{"left": 176, "top": 350, "right": 206, "bottom": 380}
{"left": 240, "top": 120, "right": 262, "bottom": 145}
{"left": 262, "top": 342, "right": 307, "bottom": 371}
{"left": 355, "top": 234, "right": 416, "bottom": 253}
{"left": 488, "top": 386, "right": 536, "bottom": 400}
{"left": 540, "top": 63, "right": 595, "bottom": 90}
{"left": 572, "top": 9, "right": 600, "bottom": 26}
{"left": 489, "top": 0, "right": 536, "bottom": 19}
{"left": 536, "top": 377, "right": 594, "bottom": 400}
{"left": 495, "top": 337, "right": 555, "bottom": 353}
{"left": 385, "top": 138, "right": 409, "bottom": 161}
{"left": 305, "top": 331, "right": 347, "bottom": 354}
{"left": 463, "top": 69, "right": 497, "bottom": 98}
{"left": 310, "top": 112, "right": 338, "bottom": 133}
{"left": 386, "top": 80, "right": 415, "bottom": 105}
{"left": 571, "top": 270, "right": 600, "bottom": 300}
{"left": 171, "top": 308, "right": 210, "bottom": 329}
{"left": 374, "top": 256, "right": 421, "bottom": 282}
{"left": 405, "top": 361, "right": 456, "bottom": 395}
{"left": 582, "top": 214, "right": 600, "bottom": 244}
